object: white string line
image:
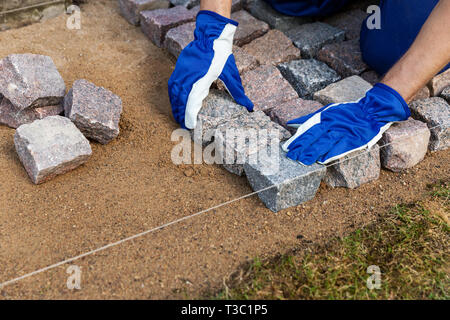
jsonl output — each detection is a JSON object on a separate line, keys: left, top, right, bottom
{"left": 0, "top": 123, "right": 444, "bottom": 289}
{"left": 0, "top": 0, "right": 66, "bottom": 15}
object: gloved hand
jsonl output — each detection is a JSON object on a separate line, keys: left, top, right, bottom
{"left": 282, "top": 83, "right": 411, "bottom": 165}
{"left": 168, "top": 10, "right": 253, "bottom": 129}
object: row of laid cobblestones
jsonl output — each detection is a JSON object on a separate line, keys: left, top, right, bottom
{"left": 118, "top": 0, "right": 450, "bottom": 212}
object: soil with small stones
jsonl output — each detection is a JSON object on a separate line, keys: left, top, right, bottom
{"left": 0, "top": 0, "right": 448, "bottom": 299}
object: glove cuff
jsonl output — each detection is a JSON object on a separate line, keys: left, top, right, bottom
{"left": 373, "top": 83, "right": 411, "bottom": 119}
{"left": 196, "top": 10, "right": 239, "bottom": 27}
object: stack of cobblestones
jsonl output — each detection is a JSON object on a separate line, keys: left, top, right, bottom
{"left": 119, "top": 0, "right": 449, "bottom": 211}
{"left": 0, "top": 54, "right": 123, "bottom": 184}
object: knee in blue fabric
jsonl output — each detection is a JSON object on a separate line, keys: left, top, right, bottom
{"left": 360, "top": 0, "right": 449, "bottom": 75}
{"left": 264, "top": 0, "right": 352, "bottom": 17}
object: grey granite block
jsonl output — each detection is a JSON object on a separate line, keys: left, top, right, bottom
{"left": 244, "top": 147, "right": 326, "bottom": 212}
{"left": 379, "top": 118, "right": 430, "bottom": 172}
{"left": 409, "top": 97, "right": 450, "bottom": 151}
{"left": 169, "top": 0, "right": 199, "bottom": 9}
{"left": 0, "top": 54, "right": 66, "bottom": 110}
{"left": 191, "top": 89, "right": 249, "bottom": 146}
{"left": 440, "top": 86, "right": 450, "bottom": 103}
{"left": 313, "top": 75, "right": 372, "bottom": 105}
{"left": 0, "top": 98, "right": 63, "bottom": 129}
{"left": 118, "top": 0, "right": 170, "bottom": 26}
{"left": 247, "top": 0, "right": 312, "bottom": 32}
{"left": 285, "top": 22, "right": 345, "bottom": 58}
{"left": 214, "top": 111, "right": 291, "bottom": 176}
{"left": 324, "top": 145, "right": 381, "bottom": 189}
{"left": 14, "top": 116, "right": 92, "bottom": 184}
{"left": 64, "top": 79, "right": 123, "bottom": 144}
{"left": 278, "top": 59, "right": 340, "bottom": 99}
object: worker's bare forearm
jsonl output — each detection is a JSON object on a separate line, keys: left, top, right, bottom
{"left": 382, "top": 0, "right": 450, "bottom": 102}
{"left": 200, "top": 0, "right": 232, "bottom": 18}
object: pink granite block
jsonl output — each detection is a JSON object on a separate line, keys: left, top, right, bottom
{"left": 411, "top": 86, "right": 430, "bottom": 101}
{"left": 140, "top": 6, "right": 195, "bottom": 47}
{"left": 317, "top": 39, "right": 368, "bottom": 77}
{"left": 324, "top": 145, "right": 381, "bottom": 189}
{"left": 233, "top": 45, "right": 259, "bottom": 74}
{"left": 360, "top": 70, "right": 379, "bottom": 85}
{"left": 163, "top": 22, "right": 195, "bottom": 58}
{"left": 231, "top": 10, "right": 269, "bottom": 47}
{"left": 0, "top": 98, "right": 63, "bottom": 129}
{"left": 267, "top": 98, "right": 323, "bottom": 134}
{"left": 323, "top": 9, "right": 367, "bottom": 40}
{"left": 241, "top": 29, "right": 300, "bottom": 66}
{"left": 241, "top": 65, "right": 298, "bottom": 113}
{"left": 118, "top": 0, "right": 170, "bottom": 26}
{"left": 379, "top": 118, "right": 430, "bottom": 172}
{"left": 428, "top": 69, "right": 450, "bottom": 96}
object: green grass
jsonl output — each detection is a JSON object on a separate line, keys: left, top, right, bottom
{"left": 214, "top": 181, "right": 449, "bottom": 300}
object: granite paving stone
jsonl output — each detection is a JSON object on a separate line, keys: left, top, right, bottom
{"left": 379, "top": 118, "right": 430, "bottom": 172}
{"left": 313, "top": 75, "right": 372, "bottom": 105}
{"left": 140, "top": 6, "right": 195, "bottom": 47}
{"left": 409, "top": 97, "right": 450, "bottom": 151}
{"left": 0, "top": 54, "right": 66, "bottom": 110}
{"left": 169, "top": 0, "right": 199, "bottom": 9}
{"left": 0, "top": 98, "right": 63, "bottom": 129}
{"left": 428, "top": 69, "right": 450, "bottom": 96}
{"left": 324, "top": 144, "right": 381, "bottom": 189}
{"left": 231, "top": 10, "right": 269, "bottom": 47}
{"left": 14, "top": 116, "right": 92, "bottom": 184}
{"left": 267, "top": 98, "right": 323, "bottom": 134}
{"left": 360, "top": 70, "right": 379, "bottom": 85}
{"left": 214, "top": 111, "right": 291, "bottom": 175}
{"left": 278, "top": 59, "right": 340, "bottom": 99}
{"left": 241, "top": 29, "right": 300, "bottom": 66}
{"left": 191, "top": 89, "right": 249, "bottom": 146}
{"left": 241, "top": 65, "right": 299, "bottom": 112}
{"left": 233, "top": 45, "right": 259, "bottom": 74}
{"left": 323, "top": 9, "right": 367, "bottom": 40}
{"left": 244, "top": 147, "right": 326, "bottom": 212}
{"left": 317, "top": 39, "right": 368, "bottom": 77}
{"left": 440, "top": 86, "right": 450, "bottom": 103}
{"left": 246, "top": 0, "right": 312, "bottom": 32}
{"left": 411, "top": 86, "right": 430, "bottom": 101}
{"left": 118, "top": 0, "right": 170, "bottom": 26}
{"left": 64, "top": 79, "right": 123, "bottom": 144}
{"left": 285, "top": 22, "right": 345, "bottom": 58}
{"left": 164, "top": 22, "right": 195, "bottom": 58}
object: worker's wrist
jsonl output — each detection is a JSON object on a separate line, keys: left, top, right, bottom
{"left": 200, "top": 0, "right": 232, "bottom": 18}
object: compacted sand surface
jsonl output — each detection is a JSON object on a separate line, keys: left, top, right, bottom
{"left": 0, "top": 0, "right": 448, "bottom": 299}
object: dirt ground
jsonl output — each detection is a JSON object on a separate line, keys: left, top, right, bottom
{"left": 0, "top": 0, "right": 448, "bottom": 299}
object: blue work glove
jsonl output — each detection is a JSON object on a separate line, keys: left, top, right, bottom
{"left": 282, "top": 83, "right": 411, "bottom": 165}
{"left": 168, "top": 10, "right": 253, "bottom": 129}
